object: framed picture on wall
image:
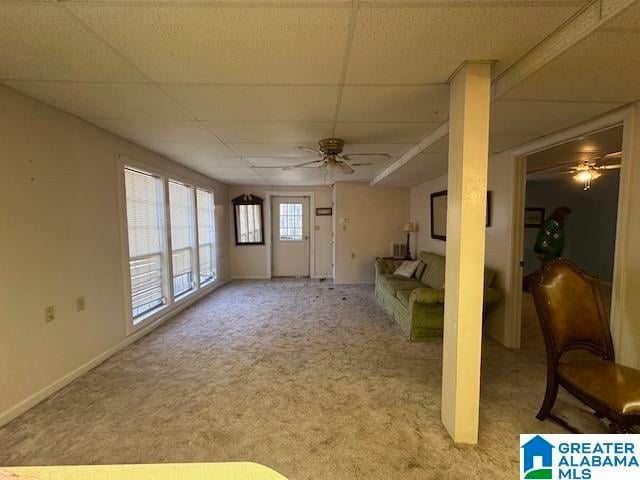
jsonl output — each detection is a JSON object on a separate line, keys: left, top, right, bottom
{"left": 430, "top": 190, "right": 492, "bottom": 241}
{"left": 524, "top": 207, "right": 545, "bottom": 228}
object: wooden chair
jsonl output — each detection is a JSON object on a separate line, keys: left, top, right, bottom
{"left": 531, "top": 259, "right": 640, "bottom": 433}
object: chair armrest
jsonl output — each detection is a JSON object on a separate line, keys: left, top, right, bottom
{"left": 410, "top": 288, "right": 445, "bottom": 305}
{"left": 483, "top": 287, "right": 501, "bottom": 306}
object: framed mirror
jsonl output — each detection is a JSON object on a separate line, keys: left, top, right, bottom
{"left": 430, "top": 190, "right": 492, "bottom": 241}
{"left": 232, "top": 194, "right": 264, "bottom": 245}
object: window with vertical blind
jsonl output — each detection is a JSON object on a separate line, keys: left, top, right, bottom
{"left": 196, "top": 188, "right": 216, "bottom": 284}
{"left": 124, "top": 167, "right": 167, "bottom": 321}
{"left": 169, "top": 180, "right": 195, "bottom": 298}
{"left": 122, "top": 164, "right": 219, "bottom": 329}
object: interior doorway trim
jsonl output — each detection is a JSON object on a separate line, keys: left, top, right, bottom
{"left": 505, "top": 106, "right": 632, "bottom": 351}
{"left": 264, "top": 191, "right": 316, "bottom": 279}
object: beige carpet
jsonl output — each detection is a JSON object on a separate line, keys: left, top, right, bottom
{"left": 0, "top": 280, "right": 608, "bottom": 479}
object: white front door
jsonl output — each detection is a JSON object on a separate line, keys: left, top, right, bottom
{"left": 272, "top": 196, "right": 310, "bottom": 277}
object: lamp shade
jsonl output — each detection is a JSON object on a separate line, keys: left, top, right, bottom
{"left": 402, "top": 222, "right": 415, "bottom": 233}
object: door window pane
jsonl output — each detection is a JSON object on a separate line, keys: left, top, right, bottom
{"left": 279, "top": 203, "right": 303, "bottom": 241}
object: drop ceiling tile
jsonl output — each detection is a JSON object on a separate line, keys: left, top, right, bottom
{"left": 0, "top": 5, "right": 144, "bottom": 82}
{"left": 341, "top": 143, "right": 413, "bottom": 157}
{"left": 501, "top": 31, "right": 640, "bottom": 103}
{"left": 489, "top": 134, "right": 538, "bottom": 154}
{"left": 139, "top": 142, "right": 235, "bottom": 157}
{"left": 203, "top": 122, "right": 334, "bottom": 144}
{"left": 163, "top": 85, "right": 339, "bottom": 122}
{"left": 423, "top": 135, "right": 450, "bottom": 154}
{"left": 89, "top": 119, "right": 219, "bottom": 144}
{"left": 228, "top": 143, "right": 317, "bottom": 157}
{"left": 346, "top": 5, "right": 582, "bottom": 84}
{"left": 5, "top": 82, "right": 190, "bottom": 120}
{"left": 603, "top": 2, "right": 640, "bottom": 29}
{"left": 194, "top": 167, "right": 266, "bottom": 185}
{"left": 338, "top": 85, "right": 449, "bottom": 122}
{"left": 258, "top": 168, "right": 330, "bottom": 186}
{"left": 490, "top": 100, "right": 624, "bottom": 137}
{"left": 171, "top": 155, "right": 245, "bottom": 169}
{"left": 70, "top": 5, "right": 351, "bottom": 83}
{"left": 335, "top": 122, "right": 441, "bottom": 143}
{"left": 246, "top": 157, "right": 321, "bottom": 167}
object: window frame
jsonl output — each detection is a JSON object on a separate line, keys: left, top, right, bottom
{"left": 117, "top": 155, "right": 220, "bottom": 335}
{"left": 168, "top": 179, "right": 198, "bottom": 300}
{"left": 232, "top": 194, "right": 265, "bottom": 246}
{"left": 196, "top": 187, "right": 217, "bottom": 286}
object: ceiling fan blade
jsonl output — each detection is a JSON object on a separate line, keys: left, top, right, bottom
{"left": 594, "top": 164, "right": 621, "bottom": 170}
{"left": 282, "top": 159, "right": 325, "bottom": 171}
{"left": 298, "top": 146, "right": 323, "bottom": 156}
{"left": 338, "top": 162, "right": 354, "bottom": 175}
{"left": 341, "top": 153, "right": 391, "bottom": 161}
{"left": 349, "top": 162, "right": 374, "bottom": 167}
{"left": 603, "top": 151, "right": 622, "bottom": 158}
{"left": 528, "top": 161, "right": 581, "bottom": 174}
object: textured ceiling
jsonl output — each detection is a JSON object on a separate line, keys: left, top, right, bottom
{"left": 1, "top": 0, "right": 622, "bottom": 186}
{"left": 526, "top": 125, "right": 623, "bottom": 176}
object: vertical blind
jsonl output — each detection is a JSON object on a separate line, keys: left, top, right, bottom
{"left": 197, "top": 189, "right": 216, "bottom": 283}
{"left": 169, "top": 181, "right": 194, "bottom": 298}
{"left": 124, "top": 167, "right": 166, "bottom": 319}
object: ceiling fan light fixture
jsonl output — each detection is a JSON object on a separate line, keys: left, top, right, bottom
{"left": 573, "top": 169, "right": 600, "bottom": 190}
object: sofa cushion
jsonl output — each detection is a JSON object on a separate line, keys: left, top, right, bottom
{"left": 379, "top": 275, "right": 424, "bottom": 295}
{"left": 419, "top": 252, "right": 446, "bottom": 289}
{"left": 413, "top": 261, "right": 426, "bottom": 280}
{"left": 396, "top": 289, "right": 412, "bottom": 307}
{"left": 394, "top": 260, "right": 420, "bottom": 278}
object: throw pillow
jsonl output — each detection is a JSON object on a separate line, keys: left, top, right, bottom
{"left": 394, "top": 260, "right": 420, "bottom": 278}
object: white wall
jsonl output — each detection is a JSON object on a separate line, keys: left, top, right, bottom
{"left": 409, "top": 174, "right": 448, "bottom": 256}
{"left": 0, "top": 84, "right": 230, "bottom": 426}
{"left": 523, "top": 172, "right": 620, "bottom": 281}
{"left": 334, "top": 182, "right": 410, "bottom": 284}
{"left": 612, "top": 105, "right": 640, "bottom": 369}
{"left": 408, "top": 152, "right": 517, "bottom": 347}
{"left": 228, "top": 185, "right": 333, "bottom": 279}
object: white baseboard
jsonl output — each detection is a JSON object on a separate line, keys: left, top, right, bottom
{"left": 230, "top": 275, "right": 271, "bottom": 280}
{"left": 0, "top": 278, "right": 231, "bottom": 429}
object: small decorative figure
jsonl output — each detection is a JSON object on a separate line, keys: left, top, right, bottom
{"left": 534, "top": 207, "right": 572, "bottom": 264}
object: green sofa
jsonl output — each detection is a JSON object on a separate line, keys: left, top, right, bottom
{"left": 375, "top": 251, "right": 501, "bottom": 342}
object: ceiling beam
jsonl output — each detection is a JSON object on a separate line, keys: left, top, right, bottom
{"left": 492, "top": 0, "right": 639, "bottom": 100}
{"left": 370, "top": 121, "right": 449, "bottom": 185}
{"left": 370, "top": 0, "right": 638, "bottom": 187}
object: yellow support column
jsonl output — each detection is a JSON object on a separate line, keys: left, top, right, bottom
{"left": 441, "top": 62, "right": 491, "bottom": 444}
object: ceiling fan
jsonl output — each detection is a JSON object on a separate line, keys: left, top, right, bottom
{"left": 258, "top": 138, "right": 391, "bottom": 175}
{"left": 529, "top": 151, "right": 622, "bottom": 190}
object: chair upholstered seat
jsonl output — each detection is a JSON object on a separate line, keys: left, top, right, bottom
{"left": 532, "top": 259, "right": 640, "bottom": 432}
{"left": 558, "top": 359, "right": 640, "bottom": 415}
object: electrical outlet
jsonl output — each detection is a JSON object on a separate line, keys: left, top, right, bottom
{"left": 76, "top": 296, "right": 86, "bottom": 312}
{"left": 45, "top": 305, "right": 55, "bottom": 323}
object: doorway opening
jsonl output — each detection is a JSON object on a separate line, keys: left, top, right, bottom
{"left": 519, "top": 125, "right": 623, "bottom": 348}
{"left": 271, "top": 195, "right": 311, "bottom": 278}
